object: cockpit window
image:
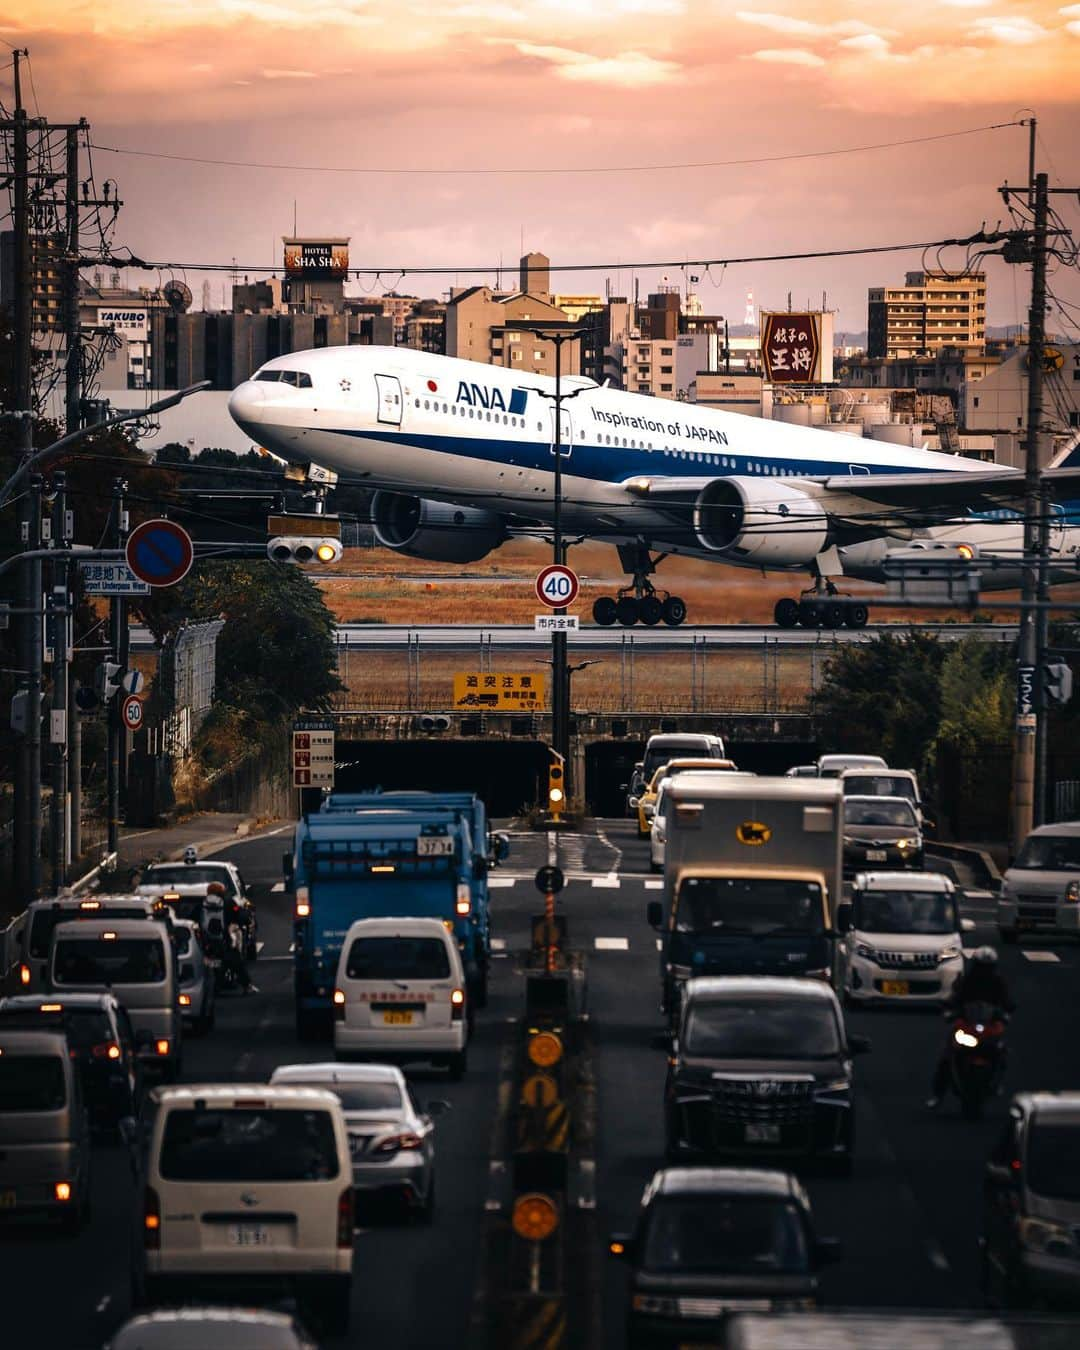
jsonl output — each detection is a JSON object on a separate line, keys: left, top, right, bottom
{"left": 255, "top": 369, "right": 312, "bottom": 388}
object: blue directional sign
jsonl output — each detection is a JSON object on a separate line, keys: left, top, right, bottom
{"left": 125, "top": 519, "right": 194, "bottom": 588}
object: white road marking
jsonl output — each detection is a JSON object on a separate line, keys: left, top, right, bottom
{"left": 656, "top": 939, "right": 663, "bottom": 951}
{"left": 256, "top": 941, "right": 264, "bottom": 954}
{"left": 1022, "top": 950, "right": 1061, "bottom": 962}
{"left": 591, "top": 875, "right": 620, "bottom": 889}
{"left": 645, "top": 879, "right": 663, "bottom": 890}
{"left": 595, "top": 936, "right": 629, "bottom": 951}
{"left": 491, "top": 938, "right": 507, "bottom": 951}
{"left": 270, "top": 882, "right": 285, "bottom": 893}
{"left": 261, "top": 954, "right": 293, "bottom": 962}
{"left": 547, "top": 832, "right": 558, "bottom": 868}
{"left": 489, "top": 877, "right": 516, "bottom": 888}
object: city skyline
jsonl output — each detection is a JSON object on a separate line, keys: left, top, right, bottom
{"left": 6, "top": 1, "right": 1080, "bottom": 331}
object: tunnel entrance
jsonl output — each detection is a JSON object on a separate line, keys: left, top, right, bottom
{"left": 584, "top": 740, "right": 645, "bottom": 816}
{"left": 331, "top": 739, "right": 550, "bottom": 818}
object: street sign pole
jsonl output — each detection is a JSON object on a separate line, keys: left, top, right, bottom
{"left": 106, "top": 479, "right": 127, "bottom": 855}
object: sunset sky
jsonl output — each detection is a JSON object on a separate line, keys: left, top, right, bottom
{"left": 6, "top": 1, "right": 1080, "bottom": 332}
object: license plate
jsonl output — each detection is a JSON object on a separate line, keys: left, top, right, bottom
{"left": 881, "top": 980, "right": 910, "bottom": 996}
{"left": 0, "top": 1190, "right": 16, "bottom": 1209}
{"left": 744, "top": 1123, "right": 780, "bottom": 1143}
{"left": 417, "top": 836, "right": 453, "bottom": 857}
{"left": 228, "top": 1223, "right": 269, "bottom": 1246}
{"left": 383, "top": 1010, "right": 414, "bottom": 1025}
{"left": 866, "top": 849, "right": 888, "bottom": 861}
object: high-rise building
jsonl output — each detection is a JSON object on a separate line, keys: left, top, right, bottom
{"left": 867, "top": 270, "right": 986, "bottom": 358}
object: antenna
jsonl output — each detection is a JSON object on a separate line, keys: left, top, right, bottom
{"left": 293, "top": 199, "right": 297, "bottom": 235}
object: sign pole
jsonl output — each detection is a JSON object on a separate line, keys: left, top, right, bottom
{"left": 106, "top": 478, "right": 127, "bottom": 855}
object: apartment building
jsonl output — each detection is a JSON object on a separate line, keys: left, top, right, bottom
{"left": 867, "top": 270, "right": 986, "bottom": 358}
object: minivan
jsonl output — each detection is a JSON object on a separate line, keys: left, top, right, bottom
{"left": 333, "top": 917, "right": 469, "bottom": 1079}
{"left": 12, "top": 894, "right": 173, "bottom": 994}
{"left": 134, "top": 1084, "right": 354, "bottom": 1334}
{"left": 628, "top": 734, "right": 727, "bottom": 807}
{"left": 49, "top": 919, "right": 182, "bottom": 1081}
{"left": 999, "top": 822, "right": 1080, "bottom": 944}
{"left": 0, "top": 1027, "right": 90, "bottom": 1229}
{"left": 817, "top": 753, "right": 888, "bottom": 778}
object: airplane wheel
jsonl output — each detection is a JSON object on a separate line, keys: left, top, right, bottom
{"left": 616, "top": 596, "right": 640, "bottom": 626}
{"left": 774, "top": 598, "right": 799, "bottom": 628}
{"left": 823, "top": 602, "right": 845, "bottom": 629}
{"left": 662, "top": 595, "right": 687, "bottom": 627}
{"left": 639, "top": 596, "right": 663, "bottom": 626}
{"left": 798, "top": 600, "right": 824, "bottom": 628}
{"left": 593, "top": 596, "right": 617, "bottom": 626}
{"left": 845, "top": 604, "right": 869, "bottom": 629}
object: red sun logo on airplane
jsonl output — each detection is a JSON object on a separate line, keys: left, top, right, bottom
{"left": 427, "top": 379, "right": 438, "bottom": 392}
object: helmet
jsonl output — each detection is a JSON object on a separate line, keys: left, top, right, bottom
{"left": 971, "top": 945, "right": 998, "bottom": 966}
{"left": 183, "top": 846, "right": 198, "bottom": 865}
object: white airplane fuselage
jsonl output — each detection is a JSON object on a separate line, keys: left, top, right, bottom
{"left": 227, "top": 345, "right": 1080, "bottom": 588}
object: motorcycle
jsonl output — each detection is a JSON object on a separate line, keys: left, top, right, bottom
{"left": 948, "top": 1000, "right": 1007, "bottom": 1119}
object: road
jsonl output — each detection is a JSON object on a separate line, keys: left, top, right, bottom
{"left": 4, "top": 818, "right": 1079, "bottom": 1347}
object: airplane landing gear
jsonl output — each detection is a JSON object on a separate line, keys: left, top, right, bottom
{"left": 593, "top": 546, "right": 686, "bottom": 627}
{"left": 774, "top": 581, "right": 868, "bottom": 630}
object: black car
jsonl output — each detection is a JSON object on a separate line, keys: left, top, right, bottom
{"left": 0, "top": 993, "right": 142, "bottom": 1129}
{"left": 610, "top": 1167, "right": 841, "bottom": 1349}
{"left": 664, "top": 977, "right": 868, "bottom": 1174}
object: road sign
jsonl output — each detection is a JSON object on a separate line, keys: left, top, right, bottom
{"left": 535, "top": 864, "right": 565, "bottom": 895}
{"left": 79, "top": 561, "right": 151, "bottom": 596}
{"left": 121, "top": 669, "right": 145, "bottom": 695}
{"left": 1017, "top": 665, "right": 1036, "bottom": 718}
{"left": 293, "top": 720, "right": 335, "bottom": 789}
{"left": 535, "top": 564, "right": 579, "bottom": 609}
{"left": 535, "top": 614, "right": 579, "bottom": 633}
{"left": 453, "top": 672, "right": 545, "bottom": 710}
{"left": 121, "top": 695, "right": 144, "bottom": 732}
{"left": 125, "top": 519, "right": 194, "bottom": 588}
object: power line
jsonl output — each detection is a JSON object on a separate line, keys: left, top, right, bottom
{"left": 89, "top": 120, "right": 1023, "bottom": 179}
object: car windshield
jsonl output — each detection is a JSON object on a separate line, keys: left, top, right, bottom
{"left": 642, "top": 1197, "right": 810, "bottom": 1275}
{"left": 843, "top": 775, "right": 917, "bottom": 802}
{"left": 345, "top": 936, "right": 451, "bottom": 981}
{"left": 684, "top": 998, "right": 840, "bottom": 1059}
{"left": 1026, "top": 1122, "right": 1080, "bottom": 1201}
{"left": 854, "top": 890, "right": 957, "bottom": 935}
{"left": 644, "top": 742, "right": 714, "bottom": 776}
{"left": 53, "top": 938, "right": 166, "bottom": 985}
{"left": 143, "top": 864, "right": 236, "bottom": 896}
{"left": 1012, "top": 835, "right": 1080, "bottom": 871}
{"left": 0, "top": 1055, "right": 66, "bottom": 1112}
{"left": 845, "top": 800, "right": 916, "bottom": 828}
{"left": 283, "top": 1081, "right": 404, "bottom": 1112}
{"left": 160, "top": 1108, "right": 339, "bottom": 1181}
{"left": 674, "top": 877, "right": 824, "bottom": 937}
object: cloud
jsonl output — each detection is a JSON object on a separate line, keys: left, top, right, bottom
{"left": 1061, "top": 3, "right": 1080, "bottom": 14}
{"left": 261, "top": 68, "right": 319, "bottom": 78}
{"left": 838, "top": 33, "right": 891, "bottom": 55}
{"left": 939, "top": 0, "right": 994, "bottom": 6}
{"left": 502, "top": 40, "right": 681, "bottom": 85}
{"left": 745, "top": 47, "right": 826, "bottom": 66}
{"left": 969, "top": 16, "right": 1049, "bottom": 43}
{"left": 190, "top": 63, "right": 214, "bottom": 72}
{"left": 1067, "top": 22, "right": 1080, "bottom": 37}
{"left": 735, "top": 9, "right": 827, "bottom": 36}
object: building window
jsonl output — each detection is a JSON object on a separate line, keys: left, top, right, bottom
{"left": 973, "top": 397, "right": 979, "bottom": 408}
{"left": 511, "top": 350, "right": 522, "bottom": 361}
{"left": 533, "top": 350, "right": 544, "bottom": 360}
{"left": 660, "top": 384, "right": 673, "bottom": 392}
{"left": 661, "top": 347, "right": 673, "bottom": 356}
{"left": 660, "top": 366, "right": 672, "bottom": 374}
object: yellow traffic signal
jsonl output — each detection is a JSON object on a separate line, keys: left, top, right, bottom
{"left": 548, "top": 749, "right": 565, "bottom": 816}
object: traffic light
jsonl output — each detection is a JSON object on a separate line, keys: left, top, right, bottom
{"left": 94, "top": 661, "right": 123, "bottom": 701}
{"left": 267, "top": 537, "right": 343, "bottom": 565}
{"left": 1044, "top": 661, "right": 1074, "bottom": 707}
{"left": 548, "top": 749, "right": 565, "bottom": 817}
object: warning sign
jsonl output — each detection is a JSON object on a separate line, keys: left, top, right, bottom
{"left": 293, "top": 718, "right": 335, "bottom": 788}
{"left": 452, "top": 672, "right": 546, "bottom": 711}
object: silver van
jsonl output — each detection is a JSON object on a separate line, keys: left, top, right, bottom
{"left": 49, "top": 919, "right": 182, "bottom": 1081}
{"left": 12, "top": 894, "right": 174, "bottom": 994}
{"left": 0, "top": 1027, "right": 90, "bottom": 1229}
{"left": 999, "top": 822, "right": 1080, "bottom": 944}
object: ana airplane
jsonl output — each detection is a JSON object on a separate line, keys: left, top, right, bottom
{"left": 228, "top": 345, "right": 1080, "bottom": 628}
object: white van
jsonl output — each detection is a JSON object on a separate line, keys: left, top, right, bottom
{"left": 817, "top": 753, "right": 888, "bottom": 778}
{"left": 135, "top": 1084, "right": 353, "bottom": 1335}
{"left": 333, "top": 917, "right": 469, "bottom": 1079}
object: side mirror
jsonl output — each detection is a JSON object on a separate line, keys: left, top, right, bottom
{"left": 646, "top": 901, "right": 663, "bottom": 929}
{"left": 628, "top": 797, "right": 640, "bottom": 810}
{"left": 836, "top": 901, "right": 853, "bottom": 933}
{"left": 179, "top": 963, "right": 195, "bottom": 983}
{"left": 815, "top": 1235, "right": 843, "bottom": 1266}
{"left": 282, "top": 853, "right": 294, "bottom": 887}
{"left": 425, "top": 1099, "right": 451, "bottom": 1117}
{"left": 961, "top": 917, "right": 976, "bottom": 934}
{"left": 608, "top": 1232, "right": 634, "bottom": 1260}
{"left": 848, "top": 1034, "right": 872, "bottom": 1055}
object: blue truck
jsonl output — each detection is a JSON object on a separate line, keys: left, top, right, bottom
{"left": 285, "top": 791, "right": 508, "bottom": 1040}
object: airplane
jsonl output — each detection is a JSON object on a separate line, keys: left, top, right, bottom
{"left": 227, "top": 345, "right": 1080, "bottom": 628}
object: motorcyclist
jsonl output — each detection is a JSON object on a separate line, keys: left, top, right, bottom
{"left": 926, "top": 946, "right": 1013, "bottom": 1108}
{"left": 220, "top": 916, "right": 257, "bottom": 995}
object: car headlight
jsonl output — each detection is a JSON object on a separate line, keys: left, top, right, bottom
{"left": 1019, "top": 1216, "right": 1076, "bottom": 1255}
{"left": 1066, "top": 880, "right": 1080, "bottom": 903}
{"left": 939, "top": 944, "right": 962, "bottom": 961}
{"left": 896, "top": 838, "right": 921, "bottom": 851}
{"left": 842, "top": 836, "right": 857, "bottom": 847}
{"left": 854, "top": 942, "right": 876, "bottom": 961}
{"left": 632, "top": 1294, "right": 679, "bottom": 1315}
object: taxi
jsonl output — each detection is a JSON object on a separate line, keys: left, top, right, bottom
{"left": 632, "top": 758, "right": 739, "bottom": 839}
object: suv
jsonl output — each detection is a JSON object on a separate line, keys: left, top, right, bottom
{"left": 138, "top": 860, "right": 257, "bottom": 960}
{"left": 610, "top": 1167, "right": 840, "bottom": 1348}
{"left": 982, "top": 1092, "right": 1080, "bottom": 1308}
{"left": 998, "top": 823, "right": 1080, "bottom": 944}
{"left": 838, "top": 872, "right": 972, "bottom": 1006}
{"left": 665, "top": 977, "right": 868, "bottom": 1175}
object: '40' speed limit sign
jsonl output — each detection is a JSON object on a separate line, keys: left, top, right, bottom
{"left": 535, "top": 564, "right": 579, "bottom": 608}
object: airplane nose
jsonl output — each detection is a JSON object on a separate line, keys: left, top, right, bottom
{"left": 228, "top": 380, "right": 266, "bottom": 429}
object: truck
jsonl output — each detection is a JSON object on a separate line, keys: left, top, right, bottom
{"left": 286, "top": 791, "right": 507, "bottom": 1039}
{"left": 647, "top": 773, "right": 844, "bottom": 1026}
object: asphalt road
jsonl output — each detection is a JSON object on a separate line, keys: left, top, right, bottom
{"left": 4, "top": 818, "right": 1080, "bottom": 1348}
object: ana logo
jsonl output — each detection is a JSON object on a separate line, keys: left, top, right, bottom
{"left": 456, "top": 381, "right": 528, "bottom": 415}
{"left": 736, "top": 820, "right": 772, "bottom": 846}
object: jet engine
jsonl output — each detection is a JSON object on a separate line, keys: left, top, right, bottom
{"left": 693, "top": 477, "right": 829, "bottom": 565}
{"left": 371, "top": 491, "right": 507, "bottom": 563}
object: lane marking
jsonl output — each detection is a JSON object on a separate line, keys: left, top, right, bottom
{"left": 256, "top": 941, "right": 264, "bottom": 954}
{"left": 547, "top": 832, "right": 558, "bottom": 868}
{"left": 595, "top": 936, "right": 629, "bottom": 951}
{"left": 489, "top": 877, "right": 516, "bottom": 889}
{"left": 656, "top": 939, "right": 663, "bottom": 951}
{"left": 591, "top": 875, "right": 620, "bottom": 889}
{"left": 270, "top": 882, "right": 285, "bottom": 893}
{"left": 1022, "top": 950, "right": 1061, "bottom": 962}
{"left": 491, "top": 938, "right": 507, "bottom": 951}
{"left": 261, "top": 954, "right": 293, "bottom": 962}
{"left": 645, "top": 879, "right": 663, "bottom": 890}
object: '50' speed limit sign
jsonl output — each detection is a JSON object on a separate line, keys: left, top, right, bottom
{"left": 535, "top": 564, "right": 579, "bottom": 608}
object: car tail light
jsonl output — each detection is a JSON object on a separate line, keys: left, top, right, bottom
{"left": 155, "top": 1039, "right": 170, "bottom": 1057}
{"left": 337, "top": 1186, "right": 354, "bottom": 1247}
{"left": 19, "top": 963, "right": 30, "bottom": 986}
{"left": 178, "top": 993, "right": 192, "bottom": 1008}
{"left": 455, "top": 884, "right": 471, "bottom": 917}
{"left": 333, "top": 988, "right": 346, "bottom": 1021}
{"left": 451, "top": 988, "right": 464, "bottom": 1022}
{"left": 373, "top": 1132, "right": 423, "bottom": 1155}
{"left": 144, "top": 1186, "right": 161, "bottom": 1248}
{"left": 295, "top": 886, "right": 311, "bottom": 919}
{"left": 90, "top": 1041, "right": 122, "bottom": 1060}
{"left": 55, "top": 1181, "right": 72, "bottom": 1202}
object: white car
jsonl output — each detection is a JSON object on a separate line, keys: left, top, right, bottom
{"left": 133, "top": 1084, "right": 354, "bottom": 1335}
{"left": 105, "top": 1308, "right": 317, "bottom": 1350}
{"left": 839, "top": 872, "right": 972, "bottom": 1006}
{"left": 333, "top": 917, "right": 469, "bottom": 1079}
{"left": 173, "top": 919, "right": 215, "bottom": 1037}
{"left": 649, "top": 779, "right": 671, "bottom": 873}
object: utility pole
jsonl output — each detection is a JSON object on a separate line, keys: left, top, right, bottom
{"left": 64, "top": 127, "right": 81, "bottom": 434}
{"left": 106, "top": 478, "right": 128, "bottom": 855}
{"left": 48, "top": 473, "right": 70, "bottom": 884}
{"left": 23, "top": 475, "right": 44, "bottom": 898}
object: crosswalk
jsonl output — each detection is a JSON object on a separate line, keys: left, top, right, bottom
{"left": 489, "top": 872, "right": 663, "bottom": 890}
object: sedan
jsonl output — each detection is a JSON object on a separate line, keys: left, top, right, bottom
{"left": 842, "top": 795, "right": 923, "bottom": 876}
{"left": 269, "top": 1061, "right": 449, "bottom": 1221}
